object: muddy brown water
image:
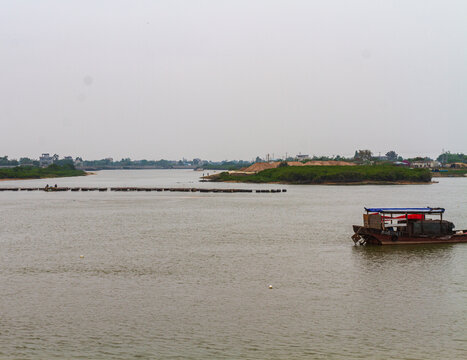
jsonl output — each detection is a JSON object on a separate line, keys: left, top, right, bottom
{"left": 1, "top": 170, "right": 466, "bottom": 359}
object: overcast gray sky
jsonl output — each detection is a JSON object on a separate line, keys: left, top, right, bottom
{"left": 1, "top": 0, "right": 466, "bottom": 161}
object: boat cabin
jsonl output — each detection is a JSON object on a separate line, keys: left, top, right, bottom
{"left": 363, "top": 207, "right": 454, "bottom": 237}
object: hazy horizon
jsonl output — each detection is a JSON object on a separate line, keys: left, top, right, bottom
{"left": 0, "top": 150, "right": 451, "bottom": 163}
{"left": 2, "top": 1, "right": 466, "bottom": 161}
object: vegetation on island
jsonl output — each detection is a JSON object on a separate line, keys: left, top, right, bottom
{"left": 0, "top": 164, "right": 86, "bottom": 180}
{"left": 210, "top": 165, "right": 432, "bottom": 184}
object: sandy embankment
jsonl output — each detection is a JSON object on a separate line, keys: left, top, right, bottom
{"left": 241, "top": 161, "right": 355, "bottom": 173}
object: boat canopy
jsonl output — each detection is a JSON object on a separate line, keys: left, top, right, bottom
{"left": 364, "top": 207, "right": 445, "bottom": 214}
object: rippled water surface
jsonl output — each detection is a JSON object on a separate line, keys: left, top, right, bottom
{"left": 1, "top": 171, "right": 466, "bottom": 359}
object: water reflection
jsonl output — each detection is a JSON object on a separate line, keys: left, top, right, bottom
{"left": 352, "top": 243, "right": 455, "bottom": 262}
{"left": 350, "top": 244, "right": 456, "bottom": 283}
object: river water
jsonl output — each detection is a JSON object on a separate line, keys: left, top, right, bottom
{"left": 1, "top": 170, "right": 466, "bottom": 359}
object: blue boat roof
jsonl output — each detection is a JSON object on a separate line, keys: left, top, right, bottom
{"left": 365, "top": 207, "right": 445, "bottom": 214}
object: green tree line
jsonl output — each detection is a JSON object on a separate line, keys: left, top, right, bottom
{"left": 0, "top": 164, "right": 86, "bottom": 179}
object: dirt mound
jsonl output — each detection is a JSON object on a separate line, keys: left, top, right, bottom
{"left": 451, "top": 162, "right": 467, "bottom": 168}
{"left": 242, "top": 162, "right": 281, "bottom": 172}
{"left": 304, "top": 161, "right": 356, "bottom": 166}
{"left": 286, "top": 161, "right": 305, "bottom": 167}
{"left": 243, "top": 160, "right": 356, "bottom": 173}
{"left": 242, "top": 161, "right": 307, "bottom": 172}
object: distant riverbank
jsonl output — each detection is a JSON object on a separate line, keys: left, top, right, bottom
{"left": 0, "top": 164, "right": 87, "bottom": 180}
{"left": 206, "top": 165, "right": 432, "bottom": 185}
{"left": 431, "top": 169, "right": 467, "bottom": 177}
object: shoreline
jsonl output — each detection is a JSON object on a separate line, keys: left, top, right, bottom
{"left": 0, "top": 172, "right": 92, "bottom": 182}
{"left": 431, "top": 174, "right": 467, "bottom": 178}
{"left": 208, "top": 180, "right": 433, "bottom": 185}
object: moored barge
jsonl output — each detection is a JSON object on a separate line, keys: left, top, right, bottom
{"left": 352, "top": 207, "right": 467, "bottom": 245}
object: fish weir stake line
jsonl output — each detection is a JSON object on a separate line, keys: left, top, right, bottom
{"left": 0, "top": 187, "right": 287, "bottom": 194}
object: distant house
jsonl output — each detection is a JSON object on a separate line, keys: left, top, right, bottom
{"left": 19, "top": 158, "right": 34, "bottom": 166}
{"left": 39, "top": 153, "right": 53, "bottom": 167}
{"left": 296, "top": 154, "right": 310, "bottom": 161}
{"left": 411, "top": 162, "right": 429, "bottom": 168}
{"left": 411, "top": 161, "right": 440, "bottom": 168}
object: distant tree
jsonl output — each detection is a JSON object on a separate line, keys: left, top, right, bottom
{"left": 386, "top": 151, "right": 398, "bottom": 161}
{"left": 154, "top": 159, "right": 173, "bottom": 168}
{"left": 0, "top": 156, "right": 8, "bottom": 164}
{"left": 354, "top": 150, "right": 373, "bottom": 163}
{"left": 114, "top": 158, "right": 132, "bottom": 167}
{"left": 436, "top": 152, "right": 467, "bottom": 164}
{"left": 255, "top": 156, "right": 262, "bottom": 163}
{"left": 0, "top": 156, "right": 19, "bottom": 166}
{"left": 54, "top": 158, "right": 74, "bottom": 166}
{"left": 407, "top": 156, "right": 431, "bottom": 162}
{"left": 312, "top": 155, "right": 333, "bottom": 161}
{"left": 19, "top": 157, "right": 34, "bottom": 165}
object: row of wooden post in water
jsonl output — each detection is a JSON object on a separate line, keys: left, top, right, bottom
{"left": 0, "top": 187, "right": 287, "bottom": 193}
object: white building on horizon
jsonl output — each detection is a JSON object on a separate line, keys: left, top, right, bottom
{"left": 39, "top": 153, "right": 53, "bottom": 167}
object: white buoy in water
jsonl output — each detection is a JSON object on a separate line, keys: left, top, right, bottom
{"left": 80, "top": 255, "right": 84, "bottom": 259}
{"left": 269, "top": 284, "right": 273, "bottom": 289}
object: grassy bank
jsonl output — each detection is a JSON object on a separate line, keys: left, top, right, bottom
{"left": 210, "top": 165, "right": 432, "bottom": 184}
{"left": 0, "top": 164, "right": 86, "bottom": 180}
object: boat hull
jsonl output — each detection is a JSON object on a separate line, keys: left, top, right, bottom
{"left": 352, "top": 225, "right": 467, "bottom": 245}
